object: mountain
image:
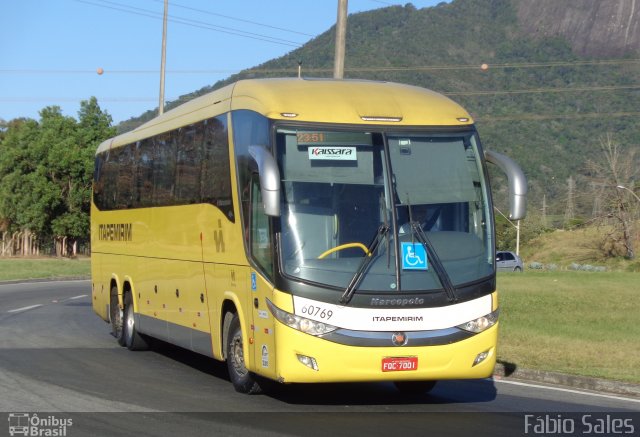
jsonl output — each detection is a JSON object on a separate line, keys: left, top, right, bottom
{"left": 517, "top": 0, "right": 640, "bottom": 57}
{"left": 117, "top": 0, "right": 640, "bottom": 224}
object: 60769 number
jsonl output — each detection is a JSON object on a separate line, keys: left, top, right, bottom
{"left": 300, "top": 304, "right": 333, "bottom": 320}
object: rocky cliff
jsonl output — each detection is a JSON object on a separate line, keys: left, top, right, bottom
{"left": 516, "top": 0, "right": 639, "bottom": 57}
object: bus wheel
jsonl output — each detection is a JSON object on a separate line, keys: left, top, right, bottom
{"left": 110, "top": 286, "right": 125, "bottom": 346}
{"left": 226, "top": 313, "right": 262, "bottom": 394}
{"left": 393, "top": 380, "right": 437, "bottom": 395}
{"left": 123, "top": 293, "right": 149, "bottom": 351}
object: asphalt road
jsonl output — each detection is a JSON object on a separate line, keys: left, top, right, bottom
{"left": 1, "top": 280, "right": 638, "bottom": 437}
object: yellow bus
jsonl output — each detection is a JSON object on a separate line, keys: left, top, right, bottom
{"left": 91, "top": 78, "right": 527, "bottom": 394}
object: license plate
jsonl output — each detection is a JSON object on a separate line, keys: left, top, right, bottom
{"left": 381, "top": 356, "right": 418, "bottom": 372}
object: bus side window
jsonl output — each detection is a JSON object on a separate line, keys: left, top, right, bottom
{"left": 250, "top": 174, "right": 273, "bottom": 278}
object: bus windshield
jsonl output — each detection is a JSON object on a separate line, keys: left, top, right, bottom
{"left": 276, "top": 127, "right": 493, "bottom": 293}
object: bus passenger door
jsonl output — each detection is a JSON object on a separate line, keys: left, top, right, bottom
{"left": 247, "top": 175, "right": 277, "bottom": 379}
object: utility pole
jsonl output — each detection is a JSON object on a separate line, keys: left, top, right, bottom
{"left": 591, "top": 182, "right": 602, "bottom": 219}
{"left": 334, "top": 0, "right": 348, "bottom": 79}
{"left": 158, "top": 0, "right": 168, "bottom": 115}
{"left": 494, "top": 206, "right": 521, "bottom": 256}
{"left": 564, "top": 175, "right": 575, "bottom": 226}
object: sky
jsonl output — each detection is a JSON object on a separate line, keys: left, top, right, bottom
{"left": 0, "top": 0, "right": 448, "bottom": 125}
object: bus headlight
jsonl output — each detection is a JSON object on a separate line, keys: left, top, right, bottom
{"left": 456, "top": 310, "right": 499, "bottom": 333}
{"left": 266, "top": 299, "right": 338, "bottom": 336}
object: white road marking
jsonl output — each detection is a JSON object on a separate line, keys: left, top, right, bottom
{"left": 5, "top": 291, "right": 87, "bottom": 314}
{"left": 494, "top": 378, "right": 640, "bottom": 404}
{"left": 68, "top": 294, "right": 87, "bottom": 300}
{"left": 7, "top": 304, "right": 43, "bottom": 313}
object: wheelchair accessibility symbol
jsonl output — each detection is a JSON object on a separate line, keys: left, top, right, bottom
{"left": 401, "top": 242, "right": 428, "bottom": 270}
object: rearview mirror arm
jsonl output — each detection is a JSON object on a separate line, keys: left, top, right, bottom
{"left": 248, "top": 146, "right": 281, "bottom": 217}
{"left": 484, "top": 149, "right": 527, "bottom": 220}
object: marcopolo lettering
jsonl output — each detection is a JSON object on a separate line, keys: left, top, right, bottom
{"left": 98, "top": 223, "right": 132, "bottom": 241}
{"left": 370, "top": 297, "right": 425, "bottom": 306}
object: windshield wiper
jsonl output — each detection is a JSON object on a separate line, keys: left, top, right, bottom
{"left": 339, "top": 224, "right": 389, "bottom": 305}
{"left": 379, "top": 193, "right": 391, "bottom": 269}
{"left": 403, "top": 197, "right": 457, "bottom": 302}
{"left": 409, "top": 221, "right": 458, "bottom": 302}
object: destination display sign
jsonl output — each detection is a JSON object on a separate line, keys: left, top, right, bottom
{"left": 296, "top": 131, "right": 373, "bottom": 147}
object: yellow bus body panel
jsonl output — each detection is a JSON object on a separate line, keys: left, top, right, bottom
{"left": 96, "top": 78, "right": 473, "bottom": 155}
{"left": 90, "top": 201, "right": 248, "bottom": 342}
{"left": 231, "top": 79, "right": 473, "bottom": 126}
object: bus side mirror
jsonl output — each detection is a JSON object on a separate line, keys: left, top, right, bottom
{"left": 484, "top": 150, "right": 527, "bottom": 220}
{"left": 248, "top": 145, "right": 281, "bottom": 217}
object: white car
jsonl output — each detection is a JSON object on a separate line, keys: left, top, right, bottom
{"left": 496, "top": 251, "right": 523, "bottom": 272}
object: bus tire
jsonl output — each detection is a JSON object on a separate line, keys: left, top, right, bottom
{"left": 226, "top": 313, "right": 262, "bottom": 394}
{"left": 393, "top": 380, "right": 437, "bottom": 395}
{"left": 123, "top": 293, "right": 149, "bottom": 351}
{"left": 110, "top": 286, "right": 126, "bottom": 346}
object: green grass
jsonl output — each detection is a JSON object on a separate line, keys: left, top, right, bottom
{"left": 0, "top": 257, "right": 90, "bottom": 281}
{"left": 498, "top": 271, "right": 640, "bottom": 383}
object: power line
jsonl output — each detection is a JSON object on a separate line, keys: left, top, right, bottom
{"left": 92, "top": 0, "right": 303, "bottom": 45}
{"left": 344, "top": 59, "right": 640, "bottom": 71}
{"left": 72, "top": 0, "right": 303, "bottom": 47}
{"left": 3, "top": 58, "right": 639, "bottom": 75}
{"left": 144, "top": 0, "right": 314, "bottom": 37}
{"left": 445, "top": 84, "right": 640, "bottom": 97}
{"left": 476, "top": 111, "right": 640, "bottom": 122}
{"left": 368, "top": 0, "right": 396, "bottom": 5}
{"left": 3, "top": 58, "right": 640, "bottom": 76}
{"left": 0, "top": 69, "right": 240, "bottom": 74}
{"left": 253, "top": 59, "right": 639, "bottom": 72}
{"left": 0, "top": 68, "right": 240, "bottom": 74}
{"left": 3, "top": 68, "right": 638, "bottom": 98}
{"left": 0, "top": 97, "right": 163, "bottom": 102}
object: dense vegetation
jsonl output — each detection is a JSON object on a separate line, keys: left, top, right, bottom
{"left": 1, "top": 0, "right": 638, "bottom": 257}
{"left": 0, "top": 98, "right": 116, "bottom": 255}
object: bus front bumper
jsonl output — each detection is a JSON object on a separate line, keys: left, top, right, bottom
{"left": 273, "top": 322, "right": 498, "bottom": 383}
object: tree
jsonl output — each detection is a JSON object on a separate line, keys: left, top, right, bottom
{"left": 495, "top": 212, "right": 548, "bottom": 253}
{"left": 0, "top": 117, "right": 52, "bottom": 255}
{"left": 586, "top": 134, "right": 638, "bottom": 259}
{"left": 0, "top": 118, "right": 47, "bottom": 231}
{"left": 48, "top": 98, "right": 116, "bottom": 255}
{"left": 0, "top": 98, "right": 116, "bottom": 256}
